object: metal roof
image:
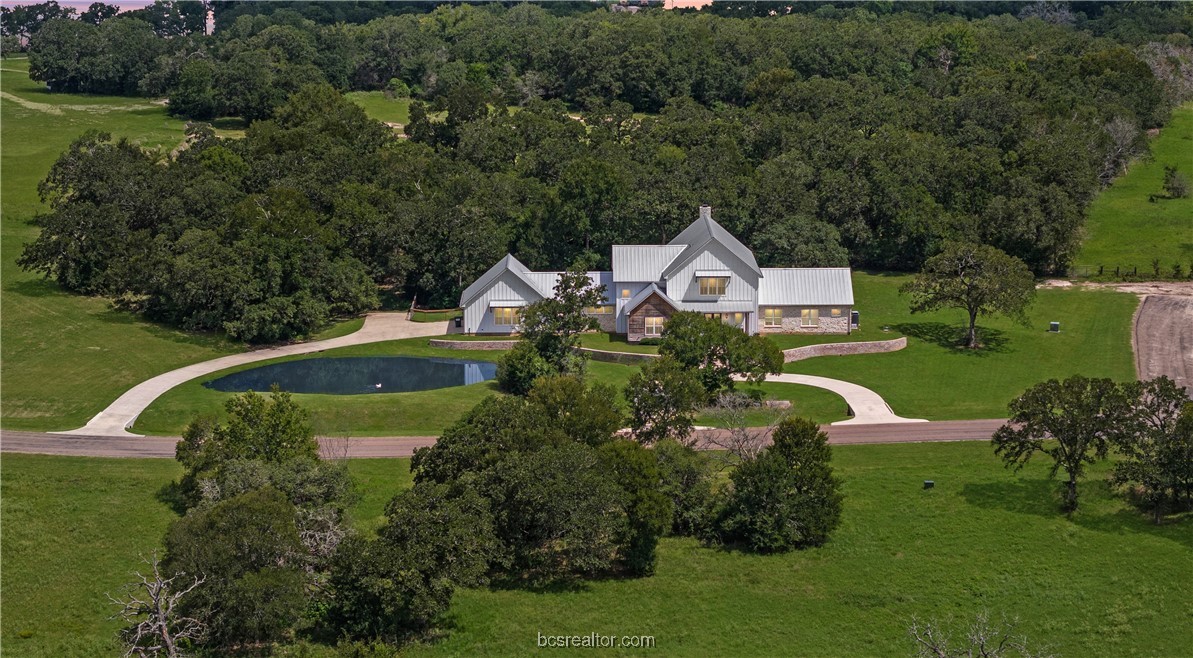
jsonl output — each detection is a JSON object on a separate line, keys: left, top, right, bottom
{"left": 612, "top": 245, "right": 684, "bottom": 282}
{"left": 461, "top": 260, "right": 614, "bottom": 307}
{"left": 625, "top": 283, "right": 679, "bottom": 314}
{"left": 758, "top": 268, "right": 854, "bottom": 306}
{"left": 677, "top": 300, "right": 758, "bottom": 313}
{"left": 663, "top": 206, "right": 762, "bottom": 279}
{"left": 459, "top": 254, "right": 543, "bottom": 307}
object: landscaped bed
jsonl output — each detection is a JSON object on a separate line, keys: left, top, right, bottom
{"left": 4, "top": 443, "right": 1189, "bottom": 657}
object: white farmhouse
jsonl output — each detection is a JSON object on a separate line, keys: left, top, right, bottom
{"left": 459, "top": 206, "right": 855, "bottom": 342}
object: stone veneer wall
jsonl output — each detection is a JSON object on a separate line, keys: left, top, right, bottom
{"left": 627, "top": 293, "right": 676, "bottom": 342}
{"left": 588, "top": 312, "right": 616, "bottom": 332}
{"left": 781, "top": 336, "right": 906, "bottom": 362}
{"left": 428, "top": 339, "right": 518, "bottom": 350}
{"left": 759, "top": 305, "right": 852, "bottom": 335}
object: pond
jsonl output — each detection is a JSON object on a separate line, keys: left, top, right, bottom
{"left": 203, "top": 356, "right": 497, "bottom": 395}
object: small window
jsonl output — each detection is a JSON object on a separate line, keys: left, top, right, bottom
{"left": 621, "top": 288, "right": 632, "bottom": 299}
{"left": 644, "top": 316, "right": 665, "bottom": 337}
{"left": 830, "top": 308, "right": 842, "bottom": 317}
{"left": 698, "top": 277, "right": 728, "bottom": 296}
{"left": 704, "top": 313, "right": 722, "bottom": 322}
{"left": 584, "top": 305, "right": 614, "bottom": 315}
{"left": 493, "top": 307, "right": 520, "bottom": 326}
{"left": 800, "top": 308, "right": 819, "bottom": 327}
{"left": 763, "top": 308, "right": 783, "bottom": 327}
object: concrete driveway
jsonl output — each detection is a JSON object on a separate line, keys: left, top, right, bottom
{"left": 56, "top": 313, "right": 450, "bottom": 438}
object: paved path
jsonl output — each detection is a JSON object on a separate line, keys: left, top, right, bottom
{"left": 1, "top": 420, "right": 1004, "bottom": 459}
{"left": 755, "top": 373, "right": 927, "bottom": 425}
{"left": 56, "top": 313, "right": 451, "bottom": 438}
{"left": 1133, "top": 295, "right": 1193, "bottom": 393}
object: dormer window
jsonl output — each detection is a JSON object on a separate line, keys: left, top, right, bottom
{"left": 698, "top": 276, "right": 729, "bottom": 296}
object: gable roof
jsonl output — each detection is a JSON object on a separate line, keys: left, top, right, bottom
{"left": 758, "top": 268, "right": 854, "bottom": 306}
{"left": 662, "top": 206, "right": 762, "bottom": 280}
{"left": 624, "top": 283, "right": 679, "bottom": 314}
{"left": 612, "top": 245, "right": 685, "bottom": 282}
{"left": 459, "top": 254, "right": 546, "bottom": 307}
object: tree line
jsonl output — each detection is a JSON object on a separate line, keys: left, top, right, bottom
{"left": 15, "top": 3, "right": 1193, "bottom": 341}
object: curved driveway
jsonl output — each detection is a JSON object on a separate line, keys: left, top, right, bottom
{"left": 56, "top": 313, "right": 451, "bottom": 437}
{"left": 758, "top": 373, "right": 927, "bottom": 425}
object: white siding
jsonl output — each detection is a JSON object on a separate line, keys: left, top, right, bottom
{"left": 665, "top": 241, "right": 760, "bottom": 305}
{"left": 462, "top": 271, "right": 544, "bottom": 334}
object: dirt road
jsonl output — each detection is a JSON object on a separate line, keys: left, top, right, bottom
{"left": 1133, "top": 295, "right": 1193, "bottom": 391}
{"left": 0, "top": 420, "right": 1005, "bottom": 459}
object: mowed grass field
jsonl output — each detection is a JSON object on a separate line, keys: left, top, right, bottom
{"left": 4, "top": 444, "right": 1190, "bottom": 657}
{"left": 132, "top": 336, "right": 851, "bottom": 436}
{"left": 787, "top": 274, "right": 1138, "bottom": 420}
{"left": 1077, "top": 103, "right": 1193, "bottom": 272}
{"left": 0, "top": 58, "right": 240, "bottom": 431}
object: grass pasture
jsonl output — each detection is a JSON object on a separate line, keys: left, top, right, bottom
{"left": 786, "top": 273, "right": 1137, "bottom": 420}
{"left": 3, "top": 444, "right": 1190, "bottom": 657}
{"left": 1076, "top": 103, "right": 1193, "bottom": 274}
{"left": 0, "top": 59, "right": 242, "bottom": 431}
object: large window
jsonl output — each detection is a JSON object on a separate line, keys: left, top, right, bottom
{"left": 698, "top": 277, "right": 728, "bottom": 296}
{"left": 800, "top": 308, "right": 819, "bottom": 327}
{"left": 726, "top": 312, "right": 745, "bottom": 328}
{"left": 493, "top": 307, "right": 520, "bottom": 326}
{"left": 704, "top": 313, "right": 722, "bottom": 322}
{"left": 644, "top": 316, "right": 665, "bottom": 337}
{"left": 584, "top": 305, "right": 614, "bottom": 315}
{"left": 763, "top": 308, "right": 783, "bottom": 327}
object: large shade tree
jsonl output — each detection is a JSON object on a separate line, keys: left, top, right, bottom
{"left": 901, "top": 241, "right": 1036, "bottom": 349}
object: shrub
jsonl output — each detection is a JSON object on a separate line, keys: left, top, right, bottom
{"left": 329, "top": 483, "right": 501, "bottom": 643}
{"left": 163, "top": 488, "right": 308, "bottom": 649}
{"left": 714, "top": 417, "right": 843, "bottom": 552}
{"left": 479, "top": 443, "right": 628, "bottom": 583}
{"left": 1163, "top": 165, "right": 1189, "bottom": 198}
{"left": 654, "top": 439, "right": 716, "bottom": 536}
{"left": 496, "top": 341, "right": 553, "bottom": 395}
{"left": 411, "top": 395, "right": 564, "bottom": 485}
{"left": 598, "top": 440, "right": 673, "bottom": 575}
{"left": 625, "top": 355, "right": 706, "bottom": 446}
{"left": 527, "top": 374, "right": 623, "bottom": 446}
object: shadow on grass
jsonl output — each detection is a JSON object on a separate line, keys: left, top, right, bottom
{"left": 961, "top": 477, "right": 1192, "bottom": 550}
{"left": 93, "top": 308, "right": 237, "bottom": 350}
{"left": 893, "top": 322, "right": 1008, "bottom": 354}
{"left": 5, "top": 276, "right": 70, "bottom": 299}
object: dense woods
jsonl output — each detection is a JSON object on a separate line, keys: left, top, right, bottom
{"left": 13, "top": 1, "right": 1193, "bottom": 341}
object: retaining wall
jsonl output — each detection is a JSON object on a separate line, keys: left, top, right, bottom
{"left": 428, "top": 339, "right": 518, "bottom": 350}
{"left": 782, "top": 337, "right": 906, "bottom": 363}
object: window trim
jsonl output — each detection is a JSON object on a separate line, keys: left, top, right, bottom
{"left": 493, "top": 307, "right": 520, "bottom": 326}
{"left": 763, "top": 307, "right": 783, "bottom": 328}
{"left": 697, "top": 276, "right": 729, "bottom": 296}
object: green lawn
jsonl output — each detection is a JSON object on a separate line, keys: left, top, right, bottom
{"left": 4, "top": 444, "right": 1190, "bottom": 657}
{"left": 133, "top": 337, "right": 851, "bottom": 435}
{"left": 1076, "top": 102, "right": 1193, "bottom": 274}
{"left": 0, "top": 61, "right": 366, "bottom": 432}
{"left": 786, "top": 273, "right": 1138, "bottom": 420}
{"left": 410, "top": 309, "right": 462, "bottom": 323}
{"left": 343, "top": 91, "right": 413, "bottom": 125}
{"left": 0, "top": 59, "right": 241, "bottom": 432}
